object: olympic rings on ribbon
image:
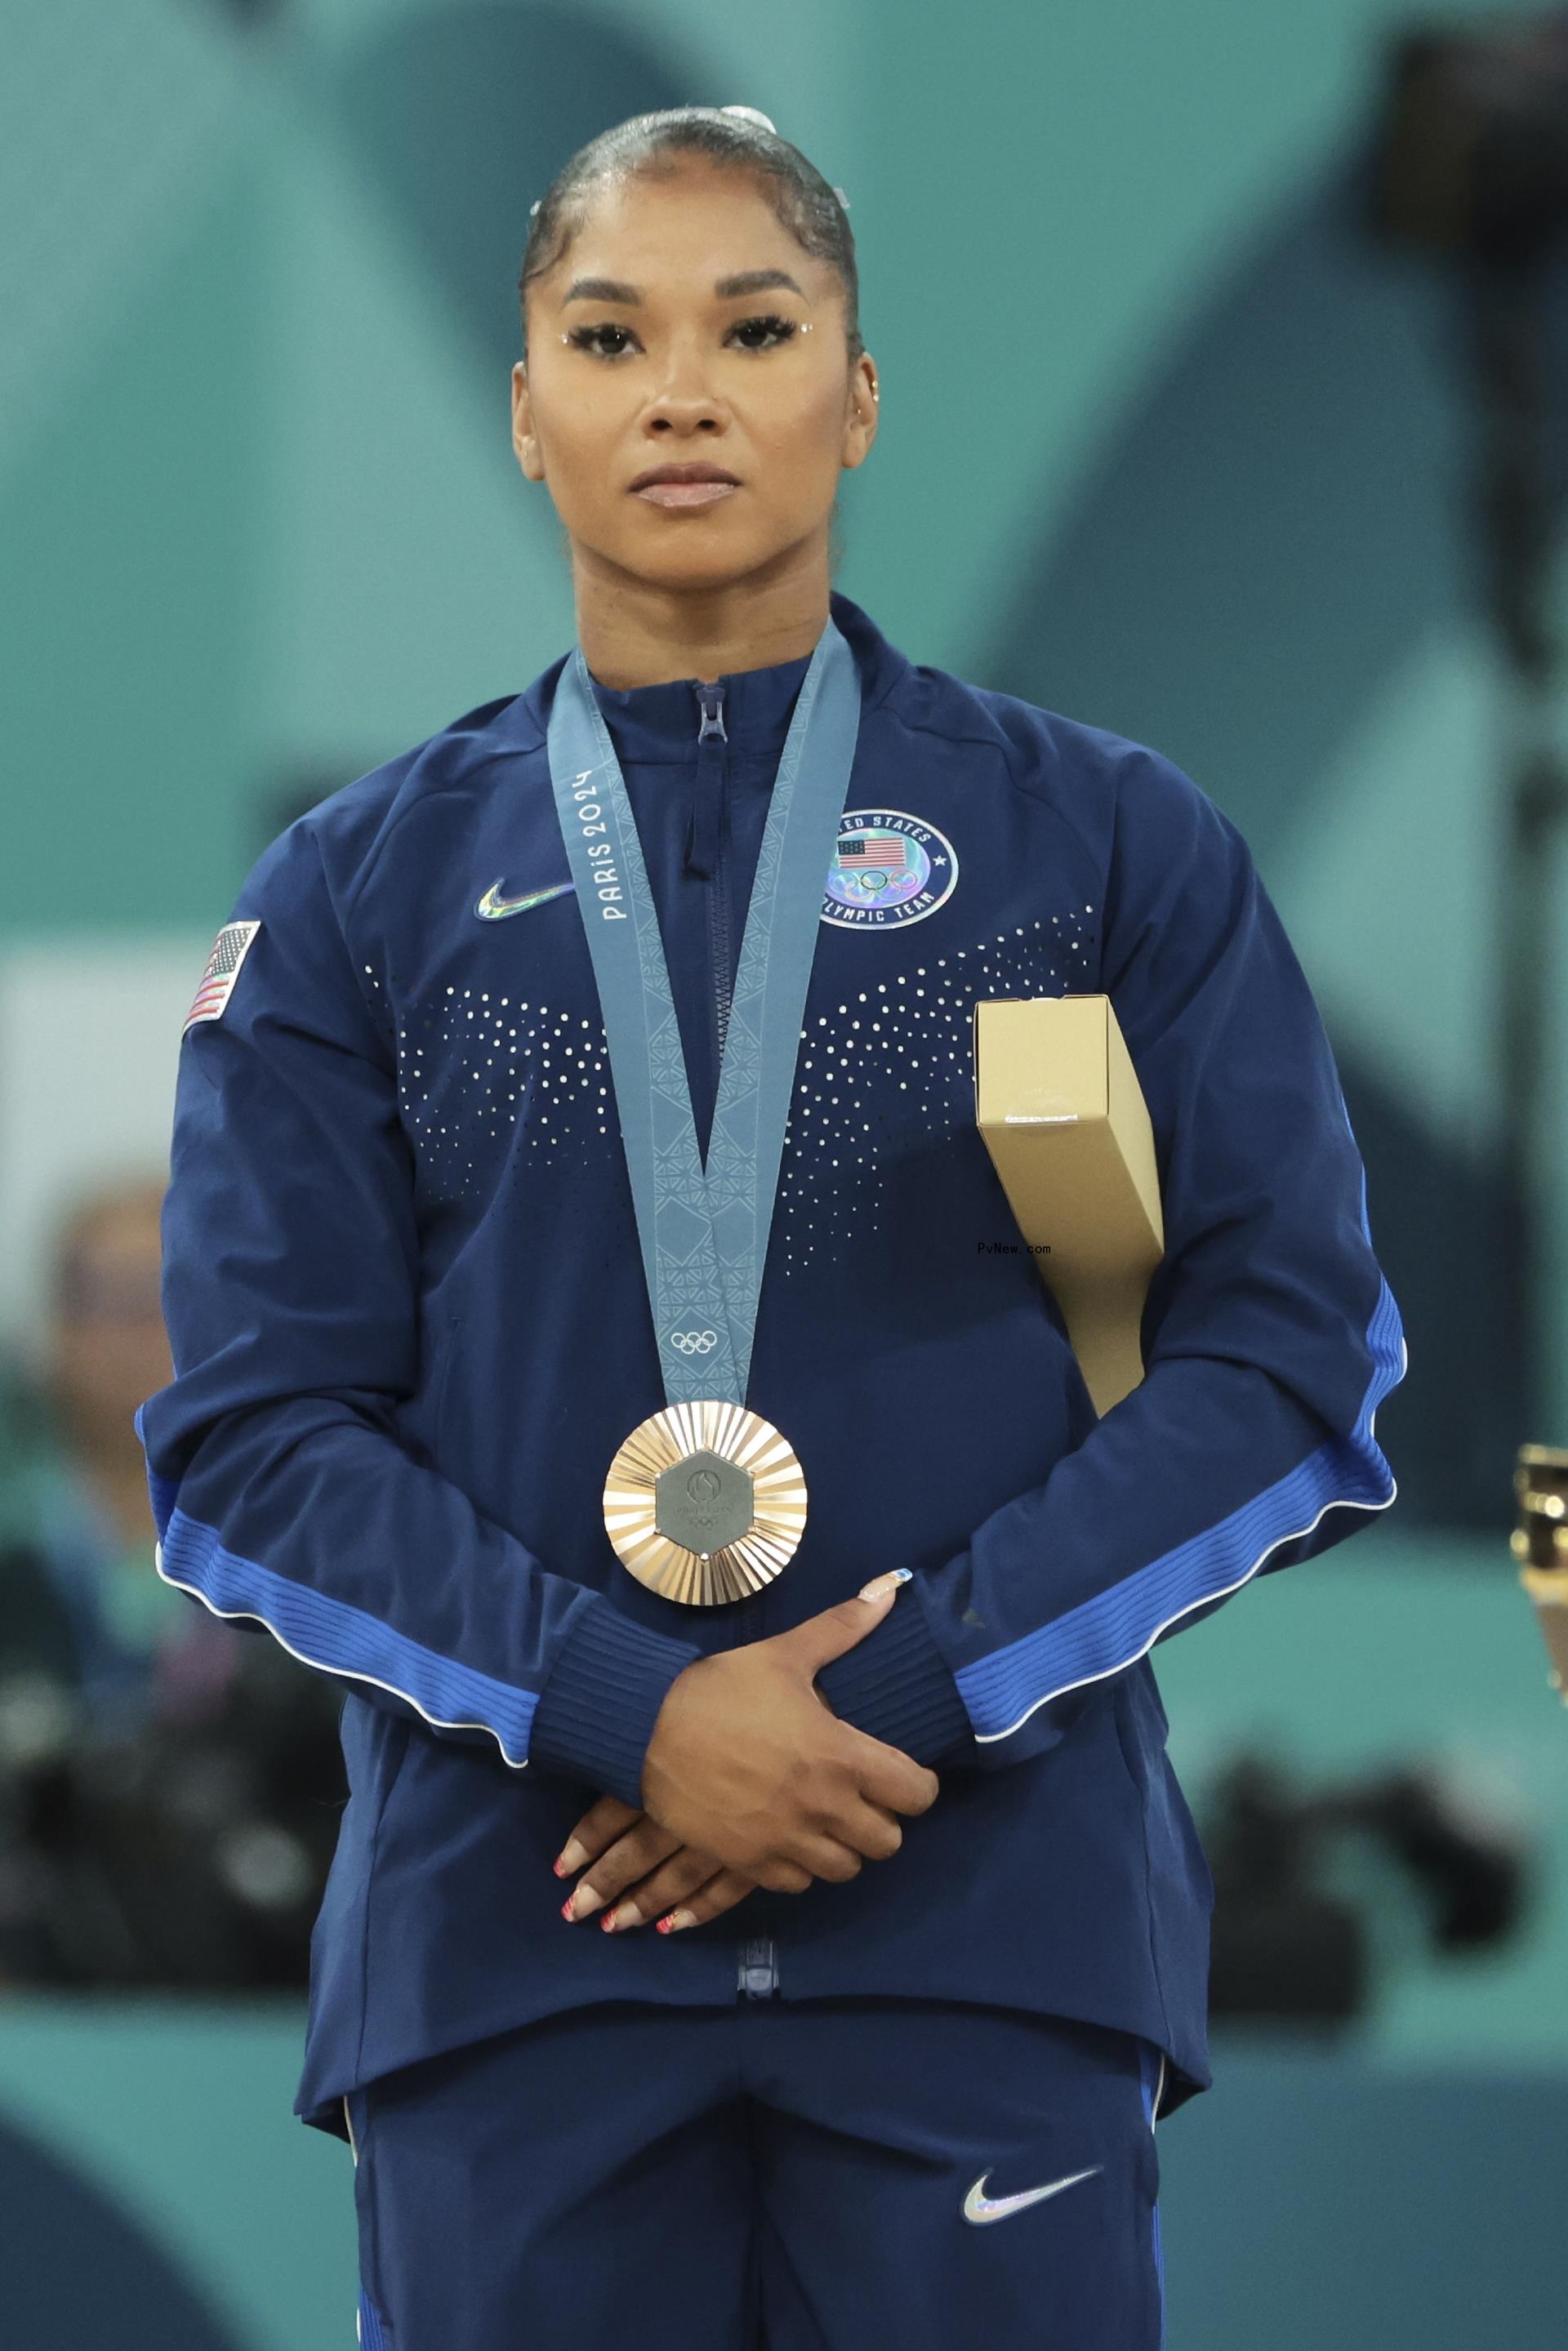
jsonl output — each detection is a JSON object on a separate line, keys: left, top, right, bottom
{"left": 669, "top": 1329, "right": 720, "bottom": 1354}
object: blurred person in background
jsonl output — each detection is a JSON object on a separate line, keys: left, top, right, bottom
{"left": 0, "top": 1173, "right": 343, "bottom": 1988}
{"left": 0, "top": 1177, "right": 220, "bottom": 1732}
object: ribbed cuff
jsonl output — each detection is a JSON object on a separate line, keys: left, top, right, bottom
{"left": 814, "top": 1589, "right": 978, "bottom": 1769}
{"left": 528, "top": 1597, "right": 702, "bottom": 1809}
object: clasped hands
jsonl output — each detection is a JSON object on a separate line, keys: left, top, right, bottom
{"left": 553, "top": 1572, "right": 940, "bottom": 1935}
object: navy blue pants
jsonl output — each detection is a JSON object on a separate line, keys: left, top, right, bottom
{"left": 344, "top": 1998, "right": 1167, "bottom": 2349}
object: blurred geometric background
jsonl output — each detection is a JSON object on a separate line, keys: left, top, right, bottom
{"left": 1, "top": 2, "right": 1566, "bottom": 2345}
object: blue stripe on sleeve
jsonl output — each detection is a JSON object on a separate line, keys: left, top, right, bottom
{"left": 957, "top": 1272, "right": 1406, "bottom": 1745}
{"left": 156, "top": 1503, "right": 538, "bottom": 1766}
{"left": 134, "top": 1405, "right": 182, "bottom": 1544}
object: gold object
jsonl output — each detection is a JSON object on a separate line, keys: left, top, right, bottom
{"left": 974, "top": 994, "right": 1165, "bottom": 1418}
{"left": 1512, "top": 1443, "right": 1568, "bottom": 1704}
{"left": 604, "top": 1399, "right": 808, "bottom": 1606}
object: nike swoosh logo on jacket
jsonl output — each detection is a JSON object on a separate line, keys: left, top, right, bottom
{"left": 474, "top": 879, "right": 576, "bottom": 920}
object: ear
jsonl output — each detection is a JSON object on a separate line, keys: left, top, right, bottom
{"left": 841, "top": 357, "right": 879, "bottom": 474}
{"left": 511, "top": 362, "right": 541, "bottom": 480}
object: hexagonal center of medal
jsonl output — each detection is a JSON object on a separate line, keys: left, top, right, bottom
{"left": 654, "top": 1448, "right": 755, "bottom": 1559}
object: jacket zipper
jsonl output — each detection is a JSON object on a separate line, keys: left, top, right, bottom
{"left": 737, "top": 1935, "right": 779, "bottom": 1997}
{"left": 694, "top": 686, "right": 778, "bottom": 2003}
{"left": 694, "top": 684, "right": 733, "bottom": 1083}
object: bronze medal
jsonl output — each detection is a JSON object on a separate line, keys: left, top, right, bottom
{"left": 604, "top": 1399, "right": 808, "bottom": 1606}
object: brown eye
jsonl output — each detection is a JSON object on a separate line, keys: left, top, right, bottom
{"left": 567, "top": 323, "right": 636, "bottom": 359}
{"left": 730, "top": 314, "right": 798, "bottom": 351}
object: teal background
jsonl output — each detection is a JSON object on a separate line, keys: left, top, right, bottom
{"left": 2, "top": 0, "right": 1567, "bottom": 2342}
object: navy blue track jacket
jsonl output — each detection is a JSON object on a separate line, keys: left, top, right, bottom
{"left": 136, "top": 590, "right": 1405, "bottom": 2131}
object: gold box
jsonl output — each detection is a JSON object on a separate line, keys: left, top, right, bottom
{"left": 973, "top": 994, "right": 1165, "bottom": 1416}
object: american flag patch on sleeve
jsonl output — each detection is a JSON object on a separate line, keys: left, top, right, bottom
{"left": 185, "top": 920, "right": 261, "bottom": 1031}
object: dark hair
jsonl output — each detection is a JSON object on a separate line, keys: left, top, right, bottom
{"left": 518, "top": 106, "right": 862, "bottom": 372}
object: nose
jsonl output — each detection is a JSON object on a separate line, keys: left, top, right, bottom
{"left": 642, "top": 336, "right": 732, "bottom": 425}
{"left": 644, "top": 400, "right": 725, "bottom": 437}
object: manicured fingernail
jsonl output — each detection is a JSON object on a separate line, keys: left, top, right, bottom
{"left": 554, "top": 1840, "right": 586, "bottom": 1876}
{"left": 858, "top": 1568, "right": 912, "bottom": 1601}
{"left": 564, "top": 1884, "right": 606, "bottom": 1921}
{"left": 602, "top": 1904, "right": 636, "bottom": 1932}
{"left": 660, "top": 1908, "right": 696, "bottom": 1933}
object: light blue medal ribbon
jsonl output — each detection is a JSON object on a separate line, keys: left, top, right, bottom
{"left": 546, "top": 617, "right": 862, "bottom": 1602}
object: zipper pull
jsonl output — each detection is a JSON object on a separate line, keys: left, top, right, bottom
{"left": 737, "top": 1935, "right": 779, "bottom": 1997}
{"left": 688, "top": 683, "right": 725, "bottom": 879}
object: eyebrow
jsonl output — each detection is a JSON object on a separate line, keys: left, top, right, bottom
{"left": 559, "top": 268, "right": 808, "bottom": 306}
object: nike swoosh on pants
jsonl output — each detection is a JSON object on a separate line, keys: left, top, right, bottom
{"left": 961, "top": 2165, "right": 1103, "bottom": 2224}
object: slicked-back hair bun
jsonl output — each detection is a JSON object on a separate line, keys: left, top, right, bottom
{"left": 519, "top": 105, "right": 861, "bottom": 369}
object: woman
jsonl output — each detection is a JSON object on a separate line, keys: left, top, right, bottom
{"left": 138, "top": 105, "right": 1405, "bottom": 2351}
{"left": 0, "top": 1175, "right": 341, "bottom": 1988}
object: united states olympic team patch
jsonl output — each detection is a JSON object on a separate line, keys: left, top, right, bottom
{"left": 821, "top": 810, "right": 957, "bottom": 929}
{"left": 184, "top": 920, "right": 261, "bottom": 1031}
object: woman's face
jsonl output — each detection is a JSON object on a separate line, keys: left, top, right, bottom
{"left": 511, "top": 161, "right": 878, "bottom": 596}
{"left": 47, "top": 1187, "right": 172, "bottom": 1461}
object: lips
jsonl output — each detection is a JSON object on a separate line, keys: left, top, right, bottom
{"left": 635, "top": 479, "right": 740, "bottom": 509}
{"left": 628, "top": 461, "right": 742, "bottom": 512}
{"left": 628, "top": 463, "right": 741, "bottom": 490}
